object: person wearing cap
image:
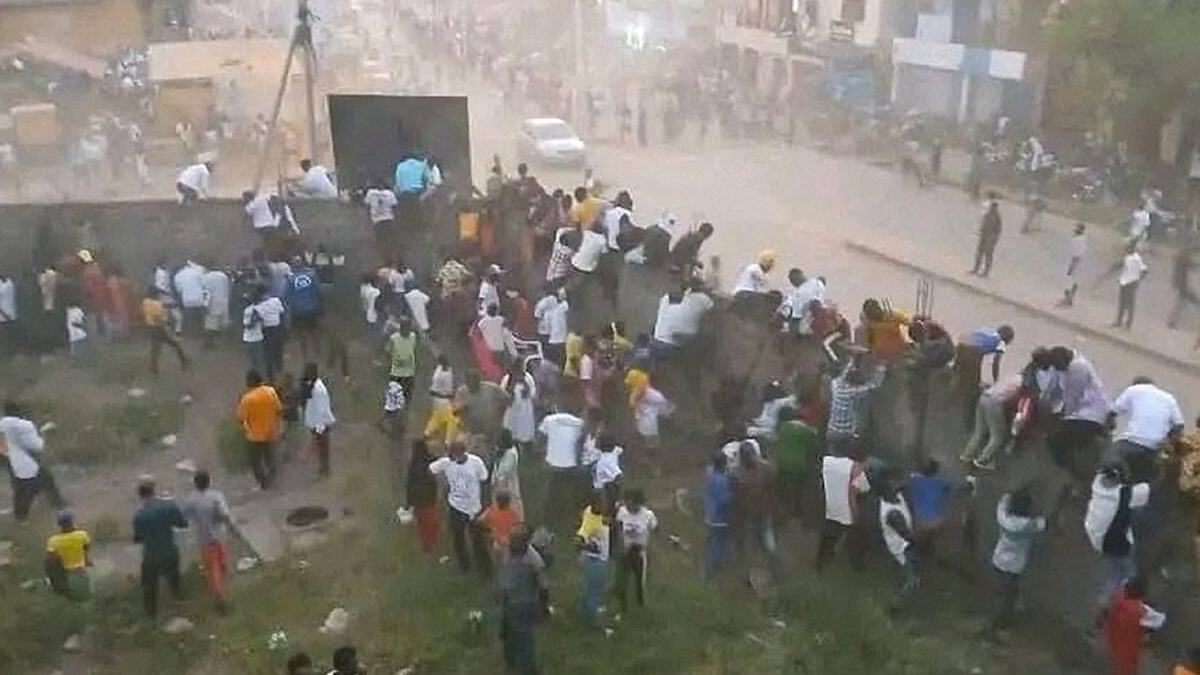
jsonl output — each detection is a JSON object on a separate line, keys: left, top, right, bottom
{"left": 45, "top": 510, "right": 91, "bottom": 600}
{"left": 732, "top": 250, "right": 777, "bottom": 311}
{"left": 176, "top": 160, "right": 213, "bottom": 204}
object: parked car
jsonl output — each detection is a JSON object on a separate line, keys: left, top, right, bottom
{"left": 518, "top": 117, "right": 586, "bottom": 166}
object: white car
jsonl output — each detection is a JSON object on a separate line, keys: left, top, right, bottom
{"left": 518, "top": 117, "right": 587, "bottom": 166}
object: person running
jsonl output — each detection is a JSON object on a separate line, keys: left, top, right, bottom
{"left": 299, "top": 363, "right": 336, "bottom": 477}
{"left": 236, "top": 370, "right": 282, "bottom": 490}
{"left": 405, "top": 439, "right": 441, "bottom": 553}
{"left": 429, "top": 441, "right": 492, "bottom": 577}
{"left": 988, "top": 488, "right": 1045, "bottom": 636}
{"left": 1085, "top": 464, "right": 1150, "bottom": 614}
{"left": 133, "top": 477, "right": 187, "bottom": 617}
{"left": 142, "top": 287, "right": 189, "bottom": 375}
{"left": 1, "top": 401, "right": 64, "bottom": 520}
{"left": 387, "top": 319, "right": 418, "bottom": 403}
{"left": 1059, "top": 223, "right": 1087, "bottom": 307}
{"left": 44, "top": 509, "right": 91, "bottom": 601}
{"left": 181, "top": 470, "right": 232, "bottom": 611}
{"left": 817, "top": 444, "right": 871, "bottom": 572}
{"left": 576, "top": 492, "right": 610, "bottom": 625}
{"left": 615, "top": 489, "right": 657, "bottom": 614}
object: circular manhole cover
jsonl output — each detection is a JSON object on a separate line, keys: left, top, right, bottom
{"left": 285, "top": 506, "right": 330, "bottom": 528}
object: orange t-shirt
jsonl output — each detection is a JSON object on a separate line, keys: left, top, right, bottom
{"left": 480, "top": 505, "right": 521, "bottom": 550}
{"left": 1174, "top": 667, "right": 1199, "bottom": 675}
{"left": 237, "top": 385, "right": 281, "bottom": 442}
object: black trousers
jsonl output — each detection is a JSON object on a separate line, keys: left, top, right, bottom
{"left": 12, "top": 469, "right": 64, "bottom": 521}
{"left": 247, "top": 440, "right": 275, "bottom": 489}
{"left": 149, "top": 325, "right": 188, "bottom": 374}
{"left": 616, "top": 544, "right": 647, "bottom": 610}
{"left": 263, "top": 326, "right": 284, "bottom": 380}
{"left": 1047, "top": 418, "right": 1105, "bottom": 477}
{"left": 447, "top": 506, "right": 492, "bottom": 577}
{"left": 1116, "top": 281, "right": 1139, "bottom": 327}
{"left": 973, "top": 237, "right": 998, "bottom": 275}
{"left": 141, "top": 553, "right": 182, "bottom": 616}
{"left": 815, "top": 518, "right": 866, "bottom": 572}
{"left": 312, "top": 429, "right": 331, "bottom": 476}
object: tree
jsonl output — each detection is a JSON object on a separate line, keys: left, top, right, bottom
{"left": 1050, "top": 0, "right": 1200, "bottom": 162}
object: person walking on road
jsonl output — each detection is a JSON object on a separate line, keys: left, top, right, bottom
{"left": 181, "top": 470, "right": 232, "bottom": 611}
{"left": 1167, "top": 245, "right": 1198, "bottom": 329}
{"left": 1113, "top": 241, "right": 1147, "bottom": 330}
{"left": 1058, "top": 223, "right": 1087, "bottom": 307}
{"left": 970, "top": 194, "right": 1002, "bottom": 277}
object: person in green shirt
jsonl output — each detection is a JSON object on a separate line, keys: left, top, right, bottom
{"left": 773, "top": 407, "right": 821, "bottom": 519}
{"left": 387, "top": 318, "right": 417, "bottom": 401}
{"left": 132, "top": 477, "right": 187, "bottom": 617}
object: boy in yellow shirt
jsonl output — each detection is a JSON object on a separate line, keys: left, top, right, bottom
{"left": 45, "top": 510, "right": 91, "bottom": 600}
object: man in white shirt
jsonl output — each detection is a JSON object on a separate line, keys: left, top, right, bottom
{"left": 652, "top": 290, "right": 685, "bottom": 360}
{"left": 615, "top": 489, "right": 658, "bottom": 610}
{"left": 0, "top": 274, "right": 16, "bottom": 355}
{"left": 1084, "top": 465, "right": 1149, "bottom": 607}
{"left": 732, "top": 250, "right": 776, "bottom": 311}
{"left": 603, "top": 192, "right": 633, "bottom": 251}
{"left": 176, "top": 160, "right": 213, "bottom": 203}
{"left": 533, "top": 289, "right": 558, "bottom": 345}
{"left": 1108, "top": 376, "right": 1184, "bottom": 482}
{"left": 817, "top": 446, "right": 871, "bottom": 572}
{"left": 1, "top": 401, "right": 64, "bottom": 520}
{"left": 293, "top": 159, "right": 337, "bottom": 198}
{"left": 242, "top": 191, "right": 276, "bottom": 231}
{"left": 543, "top": 290, "right": 569, "bottom": 367}
{"left": 429, "top": 442, "right": 492, "bottom": 576}
{"left": 252, "top": 288, "right": 286, "bottom": 380}
{"left": 404, "top": 285, "right": 431, "bottom": 335}
{"left": 674, "top": 284, "right": 714, "bottom": 340}
{"left": 571, "top": 223, "right": 607, "bottom": 274}
{"left": 1129, "top": 206, "right": 1151, "bottom": 243}
{"left": 1114, "top": 241, "right": 1147, "bottom": 329}
{"left": 364, "top": 183, "right": 398, "bottom": 248}
{"left": 200, "top": 265, "right": 231, "bottom": 348}
{"left": 538, "top": 407, "right": 584, "bottom": 530}
{"left": 779, "top": 268, "right": 825, "bottom": 334}
{"left": 477, "top": 304, "right": 514, "bottom": 363}
{"left": 173, "top": 260, "right": 207, "bottom": 337}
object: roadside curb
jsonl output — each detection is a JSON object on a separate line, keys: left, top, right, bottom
{"left": 843, "top": 238, "right": 1200, "bottom": 376}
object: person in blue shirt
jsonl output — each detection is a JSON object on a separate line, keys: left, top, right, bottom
{"left": 703, "top": 452, "right": 732, "bottom": 580}
{"left": 906, "top": 459, "right": 952, "bottom": 557}
{"left": 393, "top": 153, "right": 429, "bottom": 196}
{"left": 286, "top": 261, "right": 323, "bottom": 361}
{"left": 954, "top": 324, "right": 1015, "bottom": 425}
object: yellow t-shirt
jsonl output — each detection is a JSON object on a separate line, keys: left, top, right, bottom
{"left": 46, "top": 529, "right": 90, "bottom": 570}
{"left": 141, "top": 298, "right": 167, "bottom": 327}
{"left": 576, "top": 506, "right": 606, "bottom": 542}
{"left": 569, "top": 197, "right": 604, "bottom": 229}
{"left": 563, "top": 333, "right": 584, "bottom": 378}
{"left": 624, "top": 368, "right": 649, "bottom": 408}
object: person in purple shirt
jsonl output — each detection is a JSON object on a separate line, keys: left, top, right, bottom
{"left": 1045, "top": 345, "right": 1109, "bottom": 478}
{"left": 906, "top": 459, "right": 952, "bottom": 557}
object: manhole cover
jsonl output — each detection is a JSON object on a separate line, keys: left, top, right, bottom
{"left": 285, "top": 506, "right": 329, "bottom": 528}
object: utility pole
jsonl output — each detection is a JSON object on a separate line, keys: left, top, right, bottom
{"left": 253, "top": 0, "right": 319, "bottom": 194}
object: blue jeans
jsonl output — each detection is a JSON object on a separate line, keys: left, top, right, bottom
{"left": 1099, "top": 554, "right": 1136, "bottom": 608}
{"left": 580, "top": 555, "right": 608, "bottom": 623}
{"left": 704, "top": 525, "right": 730, "bottom": 580}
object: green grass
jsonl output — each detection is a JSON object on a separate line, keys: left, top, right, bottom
{"left": 38, "top": 396, "right": 185, "bottom": 466}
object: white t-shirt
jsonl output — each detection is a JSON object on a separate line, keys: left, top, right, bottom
{"left": 879, "top": 495, "right": 913, "bottom": 564}
{"left": 1112, "top": 383, "right": 1184, "bottom": 449}
{"left": 177, "top": 163, "right": 210, "bottom": 195}
{"left": 254, "top": 296, "right": 286, "bottom": 328}
{"left": 65, "top": 306, "right": 86, "bottom": 342}
{"left": 547, "top": 300, "right": 569, "bottom": 344}
{"left": 616, "top": 505, "right": 657, "bottom": 548}
{"left": 364, "top": 188, "right": 398, "bottom": 222}
{"left": 478, "top": 280, "right": 500, "bottom": 315}
{"left": 578, "top": 353, "right": 594, "bottom": 382}
{"left": 538, "top": 412, "right": 583, "bottom": 468}
{"left": 404, "top": 288, "right": 431, "bottom": 332}
{"left": 360, "top": 283, "right": 381, "bottom": 324}
{"left": 822, "top": 455, "right": 871, "bottom": 525}
{"left": 603, "top": 206, "right": 631, "bottom": 250}
{"left": 0, "top": 278, "right": 15, "bottom": 322}
{"left": 38, "top": 269, "right": 57, "bottom": 311}
{"left": 674, "top": 291, "right": 713, "bottom": 335}
{"left": 174, "top": 262, "right": 207, "bottom": 308}
{"left": 478, "top": 315, "right": 506, "bottom": 351}
{"left": 201, "top": 270, "right": 230, "bottom": 315}
{"left": 733, "top": 263, "right": 769, "bottom": 294}
{"left": 653, "top": 296, "right": 685, "bottom": 345}
{"left": 593, "top": 447, "right": 623, "bottom": 489}
{"left": 1118, "top": 252, "right": 1147, "bottom": 286}
{"left": 298, "top": 165, "right": 337, "bottom": 198}
{"left": 430, "top": 365, "right": 455, "bottom": 399}
{"left": 242, "top": 305, "right": 264, "bottom": 342}
{"left": 533, "top": 296, "right": 557, "bottom": 335}
{"left": 1084, "top": 475, "right": 1150, "bottom": 552}
{"left": 1070, "top": 232, "right": 1087, "bottom": 260}
{"left": 571, "top": 230, "right": 607, "bottom": 272}
{"left": 1129, "top": 208, "right": 1150, "bottom": 240}
{"left": 429, "top": 454, "right": 489, "bottom": 516}
{"left": 0, "top": 416, "right": 44, "bottom": 479}
{"left": 245, "top": 194, "right": 275, "bottom": 230}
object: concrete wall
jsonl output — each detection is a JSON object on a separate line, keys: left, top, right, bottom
{"left": 0, "top": 0, "right": 146, "bottom": 56}
{"left": 0, "top": 199, "right": 376, "bottom": 278}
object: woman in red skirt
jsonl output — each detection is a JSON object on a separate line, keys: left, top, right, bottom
{"left": 406, "top": 439, "right": 441, "bottom": 552}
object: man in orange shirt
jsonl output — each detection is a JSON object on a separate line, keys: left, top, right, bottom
{"left": 236, "top": 370, "right": 281, "bottom": 489}
{"left": 1175, "top": 648, "right": 1200, "bottom": 675}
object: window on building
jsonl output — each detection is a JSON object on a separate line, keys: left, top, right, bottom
{"left": 841, "top": 0, "right": 866, "bottom": 22}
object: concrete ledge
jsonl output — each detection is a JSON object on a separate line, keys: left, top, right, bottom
{"left": 843, "top": 238, "right": 1200, "bottom": 377}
